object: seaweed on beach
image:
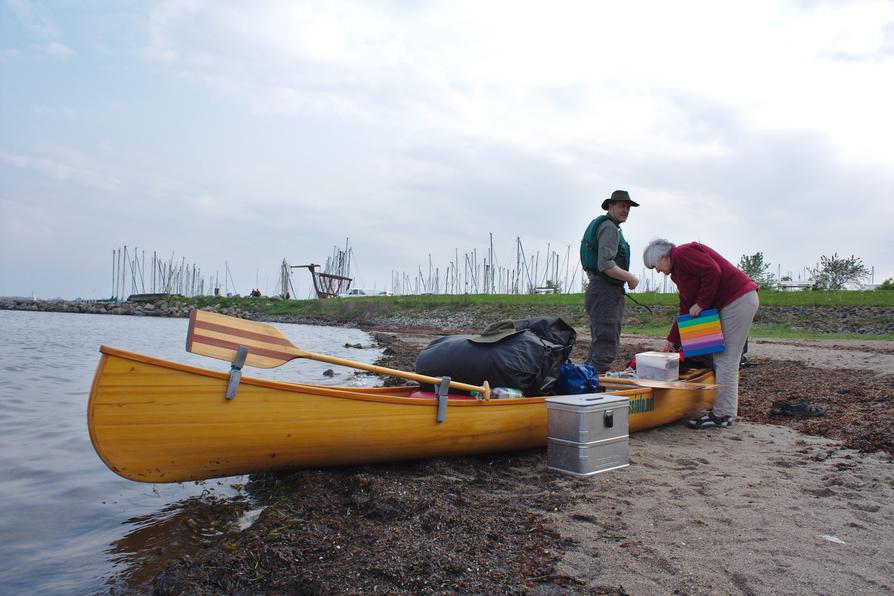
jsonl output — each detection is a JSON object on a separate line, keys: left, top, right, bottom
{"left": 152, "top": 453, "right": 592, "bottom": 594}
{"left": 145, "top": 332, "right": 893, "bottom": 594}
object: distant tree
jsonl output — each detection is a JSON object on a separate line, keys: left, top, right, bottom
{"left": 810, "top": 253, "right": 869, "bottom": 290}
{"left": 544, "top": 279, "right": 562, "bottom": 293}
{"left": 878, "top": 278, "right": 894, "bottom": 291}
{"left": 737, "top": 252, "right": 776, "bottom": 289}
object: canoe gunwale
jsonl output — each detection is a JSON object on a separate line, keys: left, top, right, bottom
{"left": 96, "top": 345, "right": 655, "bottom": 406}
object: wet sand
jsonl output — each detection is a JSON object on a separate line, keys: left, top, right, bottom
{"left": 550, "top": 423, "right": 894, "bottom": 594}
{"left": 150, "top": 331, "right": 894, "bottom": 594}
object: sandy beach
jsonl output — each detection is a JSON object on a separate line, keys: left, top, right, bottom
{"left": 150, "top": 330, "right": 894, "bottom": 594}
{"left": 550, "top": 423, "right": 894, "bottom": 594}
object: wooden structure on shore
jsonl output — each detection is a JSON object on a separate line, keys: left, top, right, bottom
{"left": 280, "top": 239, "right": 354, "bottom": 299}
{"left": 289, "top": 264, "right": 352, "bottom": 299}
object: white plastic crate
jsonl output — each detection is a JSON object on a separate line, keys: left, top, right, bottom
{"left": 636, "top": 351, "right": 680, "bottom": 381}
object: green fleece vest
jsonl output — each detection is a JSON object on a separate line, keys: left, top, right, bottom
{"left": 580, "top": 215, "right": 630, "bottom": 286}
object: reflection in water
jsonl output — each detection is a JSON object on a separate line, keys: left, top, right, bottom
{"left": 107, "top": 490, "right": 252, "bottom": 591}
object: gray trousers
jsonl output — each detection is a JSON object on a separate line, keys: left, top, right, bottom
{"left": 712, "top": 290, "right": 760, "bottom": 417}
{"left": 584, "top": 275, "right": 625, "bottom": 373}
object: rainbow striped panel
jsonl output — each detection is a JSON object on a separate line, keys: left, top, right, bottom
{"left": 677, "top": 309, "right": 725, "bottom": 357}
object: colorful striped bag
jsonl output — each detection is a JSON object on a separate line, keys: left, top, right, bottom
{"left": 677, "top": 309, "right": 725, "bottom": 357}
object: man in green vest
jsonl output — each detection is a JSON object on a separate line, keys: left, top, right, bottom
{"left": 580, "top": 190, "right": 640, "bottom": 373}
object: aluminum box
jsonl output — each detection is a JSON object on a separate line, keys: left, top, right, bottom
{"left": 545, "top": 394, "right": 629, "bottom": 477}
{"left": 547, "top": 436, "right": 629, "bottom": 477}
{"left": 546, "top": 394, "right": 629, "bottom": 443}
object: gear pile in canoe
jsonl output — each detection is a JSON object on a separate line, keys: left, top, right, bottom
{"left": 87, "top": 311, "right": 717, "bottom": 483}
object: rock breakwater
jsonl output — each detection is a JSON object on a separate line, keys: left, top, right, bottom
{"left": 2, "top": 298, "right": 891, "bottom": 335}
{"left": 0, "top": 298, "right": 195, "bottom": 318}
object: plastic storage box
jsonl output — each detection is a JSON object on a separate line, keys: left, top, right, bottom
{"left": 545, "top": 393, "right": 629, "bottom": 477}
{"left": 635, "top": 351, "right": 680, "bottom": 381}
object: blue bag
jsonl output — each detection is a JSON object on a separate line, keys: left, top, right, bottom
{"left": 555, "top": 363, "right": 601, "bottom": 395}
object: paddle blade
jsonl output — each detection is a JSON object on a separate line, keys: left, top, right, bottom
{"left": 186, "top": 309, "right": 299, "bottom": 368}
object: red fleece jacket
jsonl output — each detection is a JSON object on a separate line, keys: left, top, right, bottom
{"left": 667, "top": 242, "right": 758, "bottom": 345}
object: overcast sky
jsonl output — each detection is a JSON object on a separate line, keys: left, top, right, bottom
{"left": 2, "top": 0, "right": 892, "bottom": 299}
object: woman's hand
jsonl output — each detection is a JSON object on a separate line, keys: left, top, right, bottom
{"left": 689, "top": 304, "right": 703, "bottom": 318}
{"left": 661, "top": 340, "right": 675, "bottom": 352}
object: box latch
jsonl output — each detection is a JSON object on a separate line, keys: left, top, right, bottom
{"left": 604, "top": 409, "right": 614, "bottom": 428}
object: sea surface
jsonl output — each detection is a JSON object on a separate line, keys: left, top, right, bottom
{"left": 0, "top": 310, "right": 383, "bottom": 594}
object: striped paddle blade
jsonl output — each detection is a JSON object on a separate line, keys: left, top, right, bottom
{"left": 186, "top": 309, "right": 300, "bottom": 368}
{"left": 186, "top": 309, "right": 494, "bottom": 397}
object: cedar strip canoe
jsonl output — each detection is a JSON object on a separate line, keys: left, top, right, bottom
{"left": 88, "top": 346, "right": 716, "bottom": 483}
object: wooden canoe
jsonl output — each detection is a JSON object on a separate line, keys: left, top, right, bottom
{"left": 88, "top": 346, "right": 716, "bottom": 483}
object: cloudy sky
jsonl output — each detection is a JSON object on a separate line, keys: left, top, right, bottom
{"left": 2, "top": 0, "right": 892, "bottom": 299}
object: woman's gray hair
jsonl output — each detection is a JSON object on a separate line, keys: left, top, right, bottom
{"left": 643, "top": 239, "right": 675, "bottom": 269}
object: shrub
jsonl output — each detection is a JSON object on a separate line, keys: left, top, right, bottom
{"left": 810, "top": 253, "right": 869, "bottom": 290}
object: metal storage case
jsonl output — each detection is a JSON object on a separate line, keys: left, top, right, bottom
{"left": 545, "top": 393, "right": 629, "bottom": 477}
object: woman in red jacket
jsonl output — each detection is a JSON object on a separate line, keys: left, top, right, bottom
{"left": 643, "top": 239, "right": 759, "bottom": 429}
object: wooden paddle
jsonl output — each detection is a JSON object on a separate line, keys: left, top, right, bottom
{"left": 185, "top": 309, "right": 492, "bottom": 399}
{"left": 600, "top": 377, "right": 719, "bottom": 391}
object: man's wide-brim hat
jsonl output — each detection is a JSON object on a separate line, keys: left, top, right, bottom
{"left": 601, "top": 189, "right": 640, "bottom": 210}
{"left": 467, "top": 320, "right": 523, "bottom": 344}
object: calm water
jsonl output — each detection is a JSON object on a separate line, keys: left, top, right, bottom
{"left": 0, "top": 310, "right": 383, "bottom": 594}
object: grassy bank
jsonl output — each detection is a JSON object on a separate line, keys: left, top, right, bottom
{"left": 173, "top": 290, "right": 894, "bottom": 340}
{"left": 186, "top": 289, "right": 894, "bottom": 311}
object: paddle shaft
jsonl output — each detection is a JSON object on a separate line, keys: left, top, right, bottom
{"left": 290, "top": 346, "right": 491, "bottom": 397}
{"left": 187, "top": 309, "right": 492, "bottom": 399}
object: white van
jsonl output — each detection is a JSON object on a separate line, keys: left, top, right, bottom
{"left": 338, "top": 288, "right": 390, "bottom": 298}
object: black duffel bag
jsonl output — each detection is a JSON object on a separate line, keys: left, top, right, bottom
{"left": 414, "top": 317, "right": 576, "bottom": 396}
{"left": 513, "top": 316, "right": 576, "bottom": 363}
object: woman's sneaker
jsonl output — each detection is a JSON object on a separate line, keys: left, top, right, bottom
{"left": 686, "top": 412, "right": 732, "bottom": 429}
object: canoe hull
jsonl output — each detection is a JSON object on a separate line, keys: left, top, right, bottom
{"left": 88, "top": 346, "right": 715, "bottom": 483}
